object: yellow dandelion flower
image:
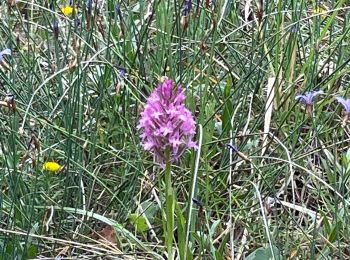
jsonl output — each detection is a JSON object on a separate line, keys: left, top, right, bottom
{"left": 43, "top": 161, "right": 62, "bottom": 172}
{"left": 61, "top": 6, "right": 74, "bottom": 16}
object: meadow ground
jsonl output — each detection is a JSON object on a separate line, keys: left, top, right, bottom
{"left": 0, "top": 1, "right": 350, "bottom": 259}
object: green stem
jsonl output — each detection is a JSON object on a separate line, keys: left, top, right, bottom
{"left": 164, "top": 150, "right": 174, "bottom": 259}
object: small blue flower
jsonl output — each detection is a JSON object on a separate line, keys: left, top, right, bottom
{"left": 116, "top": 5, "right": 123, "bottom": 21}
{"left": 74, "top": 18, "right": 81, "bottom": 27}
{"left": 118, "top": 67, "right": 126, "bottom": 78}
{"left": 87, "top": 0, "right": 92, "bottom": 15}
{"left": 290, "top": 24, "right": 297, "bottom": 33}
{"left": 114, "top": 65, "right": 126, "bottom": 78}
{"left": 227, "top": 143, "right": 250, "bottom": 161}
{"left": 336, "top": 97, "right": 350, "bottom": 114}
{"left": 0, "top": 49, "right": 11, "bottom": 62}
{"left": 53, "top": 19, "right": 59, "bottom": 38}
{"left": 192, "top": 197, "right": 203, "bottom": 207}
{"left": 182, "top": 0, "right": 192, "bottom": 16}
{"left": 226, "top": 144, "right": 239, "bottom": 153}
{"left": 295, "top": 90, "right": 324, "bottom": 105}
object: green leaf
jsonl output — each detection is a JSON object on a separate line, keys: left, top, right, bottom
{"left": 209, "top": 219, "right": 221, "bottom": 237}
{"left": 27, "top": 245, "right": 38, "bottom": 258}
{"left": 342, "top": 149, "right": 350, "bottom": 172}
{"left": 246, "top": 246, "right": 281, "bottom": 260}
{"left": 328, "top": 225, "right": 338, "bottom": 243}
{"left": 129, "top": 213, "right": 148, "bottom": 233}
{"left": 5, "top": 243, "right": 13, "bottom": 255}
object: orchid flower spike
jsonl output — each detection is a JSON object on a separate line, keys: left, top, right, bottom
{"left": 137, "top": 78, "right": 197, "bottom": 165}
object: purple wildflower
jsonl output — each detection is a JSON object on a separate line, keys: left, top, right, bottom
{"left": 0, "top": 49, "right": 11, "bottom": 62}
{"left": 295, "top": 90, "right": 324, "bottom": 105}
{"left": 192, "top": 197, "right": 203, "bottom": 207}
{"left": 336, "top": 97, "right": 350, "bottom": 114}
{"left": 227, "top": 144, "right": 239, "bottom": 153}
{"left": 117, "top": 67, "right": 126, "bottom": 78}
{"left": 290, "top": 24, "right": 297, "bottom": 33}
{"left": 116, "top": 5, "right": 123, "bottom": 22}
{"left": 53, "top": 19, "right": 59, "bottom": 39}
{"left": 227, "top": 143, "right": 250, "bottom": 161}
{"left": 137, "top": 79, "right": 197, "bottom": 164}
{"left": 335, "top": 96, "right": 350, "bottom": 125}
{"left": 74, "top": 18, "right": 81, "bottom": 28}
{"left": 87, "top": 0, "right": 92, "bottom": 15}
{"left": 182, "top": 0, "right": 192, "bottom": 16}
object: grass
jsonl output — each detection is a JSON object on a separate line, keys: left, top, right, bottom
{"left": 0, "top": 0, "right": 350, "bottom": 259}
